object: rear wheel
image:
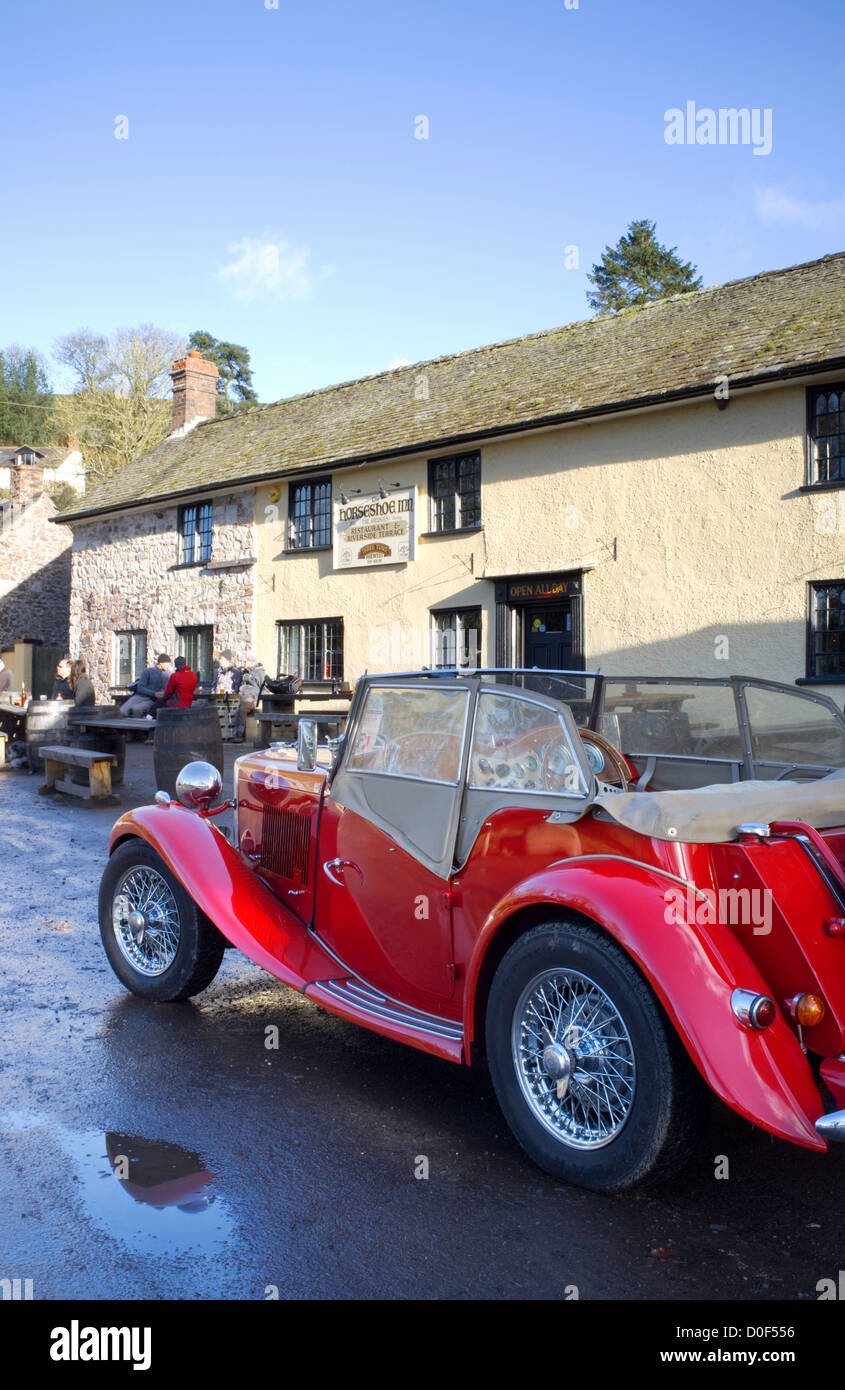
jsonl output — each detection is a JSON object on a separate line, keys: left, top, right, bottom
{"left": 485, "top": 920, "right": 708, "bottom": 1191}
{"left": 99, "top": 840, "right": 224, "bottom": 1001}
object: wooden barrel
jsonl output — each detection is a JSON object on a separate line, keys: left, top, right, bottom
{"left": 25, "top": 699, "right": 71, "bottom": 772}
{"left": 153, "top": 705, "right": 224, "bottom": 799}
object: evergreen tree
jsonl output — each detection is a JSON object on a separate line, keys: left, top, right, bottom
{"left": 0, "top": 347, "right": 54, "bottom": 442}
{"left": 586, "top": 220, "right": 702, "bottom": 314}
{"left": 189, "top": 330, "right": 258, "bottom": 413}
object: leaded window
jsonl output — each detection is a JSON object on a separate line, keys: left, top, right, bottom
{"left": 810, "top": 387, "right": 845, "bottom": 484}
{"left": 289, "top": 478, "right": 332, "bottom": 549}
{"left": 809, "top": 582, "right": 845, "bottom": 678}
{"left": 431, "top": 608, "right": 482, "bottom": 669}
{"left": 277, "top": 618, "right": 343, "bottom": 681}
{"left": 179, "top": 501, "right": 213, "bottom": 564}
{"left": 428, "top": 452, "right": 481, "bottom": 532}
{"left": 177, "top": 625, "right": 213, "bottom": 683}
{"left": 114, "top": 630, "right": 147, "bottom": 686}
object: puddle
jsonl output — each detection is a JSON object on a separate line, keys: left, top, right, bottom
{"left": 2, "top": 1111, "right": 233, "bottom": 1255}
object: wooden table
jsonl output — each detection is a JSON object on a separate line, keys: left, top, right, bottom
{"left": 72, "top": 716, "right": 155, "bottom": 734}
{"left": 254, "top": 710, "right": 348, "bottom": 749}
{"left": 0, "top": 700, "right": 27, "bottom": 738}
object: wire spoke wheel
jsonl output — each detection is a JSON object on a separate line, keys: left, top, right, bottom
{"left": 112, "top": 865, "right": 181, "bottom": 977}
{"left": 513, "top": 967, "right": 635, "bottom": 1150}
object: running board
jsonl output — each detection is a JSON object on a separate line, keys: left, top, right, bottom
{"left": 304, "top": 976, "right": 465, "bottom": 1063}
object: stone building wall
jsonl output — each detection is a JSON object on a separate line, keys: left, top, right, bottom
{"left": 0, "top": 488, "right": 72, "bottom": 651}
{"left": 67, "top": 491, "right": 256, "bottom": 698}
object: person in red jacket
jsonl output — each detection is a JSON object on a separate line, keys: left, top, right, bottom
{"left": 157, "top": 656, "right": 198, "bottom": 709}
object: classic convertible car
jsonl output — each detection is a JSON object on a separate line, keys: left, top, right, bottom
{"left": 98, "top": 670, "right": 845, "bottom": 1191}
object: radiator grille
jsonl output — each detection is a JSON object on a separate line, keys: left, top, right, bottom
{"left": 260, "top": 807, "right": 311, "bottom": 883}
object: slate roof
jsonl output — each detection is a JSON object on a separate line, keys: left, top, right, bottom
{"left": 0, "top": 446, "right": 72, "bottom": 468}
{"left": 61, "top": 252, "right": 845, "bottom": 523}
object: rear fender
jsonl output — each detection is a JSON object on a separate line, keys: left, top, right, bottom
{"left": 466, "top": 857, "right": 826, "bottom": 1150}
{"left": 109, "top": 806, "right": 337, "bottom": 989}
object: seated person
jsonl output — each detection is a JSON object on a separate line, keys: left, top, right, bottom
{"left": 121, "top": 654, "right": 171, "bottom": 717}
{"left": 51, "top": 656, "right": 72, "bottom": 699}
{"left": 157, "top": 656, "right": 198, "bottom": 709}
{"left": 68, "top": 659, "right": 95, "bottom": 707}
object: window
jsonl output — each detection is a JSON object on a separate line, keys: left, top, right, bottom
{"left": 177, "top": 625, "right": 213, "bottom": 683}
{"left": 114, "top": 630, "right": 147, "bottom": 686}
{"left": 808, "top": 581, "right": 845, "bottom": 678}
{"left": 431, "top": 608, "right": 482, "bottom": 669}
{"left": 277, "top": 618, "right": 343, "bottom": 681}
{"left": 288, "top": 478, "right": 332, "bottom": 549}
{"left": 346, "top": 686, "right": 469, "bottom": 782}
{"left": 428, "top": 452, "right": 481, "bottom": 532}
{"left": 179, "top": 501, "right": 213, "bottom": 564}
{"left": 469, "top": 690, "right": 588, "bottom": 795}
{"left": 809, "top": 386, "right": 845, "bottom": 484}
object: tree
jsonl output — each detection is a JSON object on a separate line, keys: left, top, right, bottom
{"left": 189, "top": 330, "right": 258, "bottom": 413}
{"left": 0, "top": 347, "right": 55, "bottom": 443}
{"left": 586, "top": 220, "right": 702, "bottom": 315}
{"left": 53, "top": 324, "right": 186, "bottom": 484}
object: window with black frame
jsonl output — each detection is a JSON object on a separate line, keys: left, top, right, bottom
{"left": 808, "top": 581, "right": 845, "bottom": 678}
{"left": 277, "top": 618, "right": 343, "bottom": 681}
{"left": 431, "top": 608, "right": 481, "bottom": 668}
{"left": 809, "top": 386, "right": 845, "bottom": 485}
{"left": 177, "top": 625, "right": 213, "bottom": 683}
{"left": 179, "top": 502, "right": 213, "bottom": 564}
{"left": 288, "top": 478, "right": 332, "bottom": 549}
{"left": 428, "top": 452, "right": 481, "bottom": 532}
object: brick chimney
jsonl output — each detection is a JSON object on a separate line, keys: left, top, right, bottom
{"left": 9, "top": 450, "right": 45, "bottom": 513}
{"left": 171, "top": 350, "right": 219, "bottom": 435}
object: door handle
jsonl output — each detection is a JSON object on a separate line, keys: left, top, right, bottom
{"left": 322, "top": 857, "right": 362, "bottom": 886}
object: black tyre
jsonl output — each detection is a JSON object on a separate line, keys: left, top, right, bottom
{"left": 485, "top": 920, "right": 708, "bottom": 1192}
{"left": 99, "top": 840, "right": 225, "bottom": 1002}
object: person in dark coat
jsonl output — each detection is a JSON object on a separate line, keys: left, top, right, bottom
{"left": 68, "top": 659, "right": 95, "bottom": 707}
{"left": 51, "top": 656, "right": 72, "bottom": 699}
{"left": 121, "top": 654, "right": 171, "bottom": 717}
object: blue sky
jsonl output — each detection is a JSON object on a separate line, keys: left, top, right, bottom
{"left": 3, "top": 0, "right": 843, "bottom": 404}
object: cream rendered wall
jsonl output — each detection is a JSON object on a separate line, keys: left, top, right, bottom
{"left": 256, "top": 458, "right": 490, "bottom": 680}
{"left": 255, "top": 382, "right": 842, "bottom": 694}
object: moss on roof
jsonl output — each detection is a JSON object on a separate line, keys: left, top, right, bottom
{"left": 63, "top": 252, "right": 845, "bottom": 522}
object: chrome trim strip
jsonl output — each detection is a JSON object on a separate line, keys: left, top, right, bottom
{"left": 545, "top": 852, "right": 713, "bottom": 904}
{"left": 315, "top": 978, "right": 464, "bottom": 1041}
{"left": 815, "top": 1110, "right": 845, "bottom": 1141}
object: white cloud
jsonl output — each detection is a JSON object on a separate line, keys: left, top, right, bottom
{"left": 754, "top": 186, "right": 845, "bottom": 234}
{"left": 216, "top": 236, "right": 313, "bottom": 304}
{"left": 388, "top": 357, "right": 412, "bottom": 370}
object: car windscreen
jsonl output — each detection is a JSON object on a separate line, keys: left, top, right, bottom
{"left": 743, "top": 684, "right": 845, "bottom": 777}
{"left": 599, "top": 681, "right": 744, "bottom": 761}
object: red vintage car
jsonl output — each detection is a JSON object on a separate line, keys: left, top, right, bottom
{"left": 98, "top": 670, "right": 845, "bottom": 1191}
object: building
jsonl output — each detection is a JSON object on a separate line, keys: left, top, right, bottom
{"left": 0, "top": 451, "right": 73, "bottom": 690}
{"left": 58, "top": 253, "right": 845, "bottom": 700}
{"left": 0, "top": 444, "right": 85, "bottom": 496}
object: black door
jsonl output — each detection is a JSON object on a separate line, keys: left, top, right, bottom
{"left": 524, "top": 605, "right": 572, "bottom": 669}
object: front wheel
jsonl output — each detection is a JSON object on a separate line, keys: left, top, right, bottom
{"left": 485, "top": 920, "right": 708, "bottom": 1191}
{"left": 99, "top": 840, "right": 225, "bottom": 1001}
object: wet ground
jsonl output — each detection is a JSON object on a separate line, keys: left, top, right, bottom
{"left": 1, "top": 742, "right": 843, "bottom": 1301}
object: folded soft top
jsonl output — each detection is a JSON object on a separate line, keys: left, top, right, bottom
{"left": 593, "top": 772, "right": 845, "bottom": 843}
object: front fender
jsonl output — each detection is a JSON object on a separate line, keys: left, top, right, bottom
{"left": 109, "top": 806, "right": 337, "bottom": 989}
{"left": 465, "top": 856, "right": 826, "bottom": 1151}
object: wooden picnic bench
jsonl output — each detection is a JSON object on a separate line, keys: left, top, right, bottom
{"left": 37, "top": 744, "right": 118, "bottom": 805}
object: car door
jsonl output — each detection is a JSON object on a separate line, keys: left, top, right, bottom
{"left": 314, "top": 679, "right": 474, "bottom": 1005}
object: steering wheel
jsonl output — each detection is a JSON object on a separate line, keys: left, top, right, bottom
{"left": 578, "top": 729, "right": 635, "bottom": 790}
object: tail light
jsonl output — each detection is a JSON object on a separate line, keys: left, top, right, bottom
{"left": 731, "top": 988, "right": 776, "bottom": 1030}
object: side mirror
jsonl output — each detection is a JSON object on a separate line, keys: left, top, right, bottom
{"left": 297, "top": 719, "right": 318, "bottom": 771}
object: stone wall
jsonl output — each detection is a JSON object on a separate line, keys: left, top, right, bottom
{"left": 67, "top": 491, "right": 256, "bottom": 698}
{"left": 0, "top": 490, "right": 72, "bottom": 650}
